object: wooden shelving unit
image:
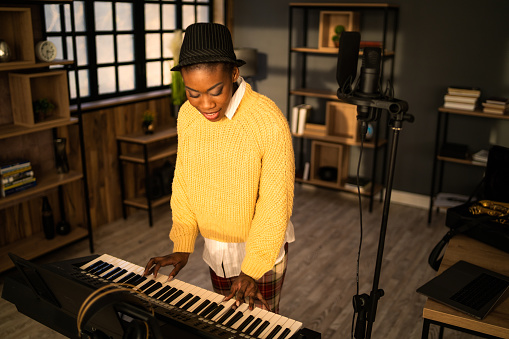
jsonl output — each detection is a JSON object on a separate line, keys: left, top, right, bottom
{"left": 0, "top": 2, "right": 93, "bottom": 273}
{"left": 287, "top": 3, "right": 399, "bottom": 211}
{"left": 117, "top": 126, "right": 177, "bottom": 226}
{"left": 428, "top": 106, "right": 509, "bottom": 222}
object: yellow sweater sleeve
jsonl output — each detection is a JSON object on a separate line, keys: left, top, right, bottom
{"left": 241, "top": 98, "right": 295, "bottom": 279}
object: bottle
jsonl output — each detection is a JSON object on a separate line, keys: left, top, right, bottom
{"left": 42, "top": 197, "right": 55, "bottom": 239}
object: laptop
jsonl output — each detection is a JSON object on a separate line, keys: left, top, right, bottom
{"left": 417, "top": 260, "right": 509, "bottom": 319}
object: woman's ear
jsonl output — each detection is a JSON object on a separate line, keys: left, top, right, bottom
{"left": 232, "top": 66, "right": 240, "bottom": 82}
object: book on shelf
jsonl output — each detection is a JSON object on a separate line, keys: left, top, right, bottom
{"left": 1, "top": 168, "right": 34, "bottom": 185}
{"left": 1, "top": 177, "right": 37, "bottom": 197}
{"left": 481, "top": 97, "right": 508, "bottom": 115}
{"left": 446, "top": 86, "right": 481, "bottom": 97}
{"left": 344, "top": 176, "right": 372, "bottom": 192}
{"left": 443, "top": 101, "right": 477, "bottom": 111}
{"left": 472, "top": 149, "right": 489, "bottom": 164}
{"left": 302, "top": 162, "right": 310, "bottom": 181}
{"left": 291, "top": 104, "right": 312, "bottom": 135}
{"left": 0, "top": 159, "right": 31, "bottom": 175}
{"left": 444, "top": 94, "right": 478, "bottom": 104}
{"left": 485, "top": 97, "right": 509, "bottom": 105}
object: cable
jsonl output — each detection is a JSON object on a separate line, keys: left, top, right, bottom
{"left": 351, "top": 126, "right": 366, "bottom": 339}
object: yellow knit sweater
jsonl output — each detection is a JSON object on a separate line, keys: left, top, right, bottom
{"left": 169, "top": 83, "right": 295, "bottom": 280}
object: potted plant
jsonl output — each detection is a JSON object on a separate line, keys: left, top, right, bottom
{"left": 142, "top": 110, "right": 155, "bottom": 134}
{"left": 332, "top": 25, "right": 345, "bottom": 48}
{"left": 33, "top": 98, "right": 55, "bottom": 123}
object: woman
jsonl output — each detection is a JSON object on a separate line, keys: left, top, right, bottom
{"left": 144, "top": 22, "right": 295, "bottom": 314}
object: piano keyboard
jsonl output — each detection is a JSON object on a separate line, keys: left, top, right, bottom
{"left": 79, "top": 254, "right": 303, "bottom": 339}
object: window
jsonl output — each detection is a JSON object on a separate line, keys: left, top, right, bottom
{"left": 43, "top": 0, "right": 212, "bottom": 103}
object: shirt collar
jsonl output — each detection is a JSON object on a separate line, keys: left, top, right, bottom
{"left": 225, "top": 76, "right": 246, "bottom": 120}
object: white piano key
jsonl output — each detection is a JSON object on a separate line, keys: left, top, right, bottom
{"left": 259, "top": 315, "right": 290, "bottom": 338}
{"left": 231, "top": 307, "right": 263, "bottom": 330}
{"left": 210, "top": 299, "right": 236, "bottom": 322}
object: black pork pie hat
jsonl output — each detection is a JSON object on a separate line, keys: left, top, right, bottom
{"left": 171, "top": 23, "right": 245, "bottom": 71}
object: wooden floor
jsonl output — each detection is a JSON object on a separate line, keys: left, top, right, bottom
{"left": 0, "top": 184, "right": 479, "bottom": 338}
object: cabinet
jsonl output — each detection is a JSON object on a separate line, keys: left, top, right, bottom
{"left": 117, "top": 126, "right": 177, "bottom": 226}
{"left": 427, "top": 106, "right": 509, "bottom": 222}
{"left": 287, "top": 3, "right": 399, "bottom": 211}
{"left": 0, "top": 2, "right": 93, "bottom": 272}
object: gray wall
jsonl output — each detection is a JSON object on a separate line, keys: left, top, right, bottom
{"left": 232, "top": 0, "right": 509, "bottom": 196}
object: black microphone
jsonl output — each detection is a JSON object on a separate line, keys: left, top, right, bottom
{"left": 356, "top": 47, "right": 382, "bottom": 122}
{"left": 336, "top": 32, "right": 360, "bottom": 96}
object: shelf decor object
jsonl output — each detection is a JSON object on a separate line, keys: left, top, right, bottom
{"left": 318, "top": 11, "right": 360, "bottom": 50}
{"left": 9, "top": 70, "right": 70, "bottom": 126}
{"left": 0, "top": 7, "right": 35, "bottom": 67}
{"left": 310, "top": 140, "right": 349, "bottom": 187}
{"left": 326, "top": 101, "right": 360, "bottom": 143}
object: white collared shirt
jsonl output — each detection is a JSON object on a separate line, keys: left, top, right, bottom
{"left": 201, "top": 76, "right": 295, "bottom": 278}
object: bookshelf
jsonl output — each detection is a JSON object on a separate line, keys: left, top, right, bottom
{"left": 0, "top": 3, "right": 93, "bottom": 272}
{"left": 287, "top": 3, "right": 399, "bottom": 211}
{"left": 428, "top": 106, "right": 509, "bottom": 222}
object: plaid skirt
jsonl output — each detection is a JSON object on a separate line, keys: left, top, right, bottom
{"left": 209, "top": 243, "right": 288, "bottom": 314}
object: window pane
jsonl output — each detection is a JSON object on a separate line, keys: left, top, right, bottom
{"left": 163, "top": 60, "right": 171, "bottom": 86}
{"left": 116, "top": 2, "right": 133, "bottom": 31}
{"left": 117, "top": 34, "right": 134, "bottom": 62}
{"left": 48, "top": 37, "right": 63, "bottom": 60}
{"left": 68, "top": 36, "right": 88, "bottom": 66}
{"left": 95, "top": 1, "right": 113, "bottom": 31}
{"left": 145, "top": 3, "right": 160, "bottom": 30}
{"left": 44, "top": 5, "right": 61, "bottom": 32}
{"left": 145, "top": 33, "right": 161, "bottom": 60}
{"left": 183, "top": 5, "right": 195, "bottom": 29}
{"left": 74, "top": 1, "right": 86, "bottom": 32}
{"left": 146, "top": 61, "right": 161, "bottom": 87}
{"left": 98, "top": 66, "right": 116, "bottom": 94}
{"left": 118, "top": 65, "right": 135, "bottom": 91}
{"left": 96, "top": 35, "right": 115, "bottom": 64}
{"left": 197, "top": 5, "right": 209, "bottom": 23}
{"left": 69, "top": 70, "right": 90, "bottom": 99}
{"left": 162, "top": 4, "right": 176, "bottom": 30}
{"left": 64, "top": 5, "right": 72, "bottom": 32}
{"left": 162, "top": 33, "right": 175, "bottom": 58}
{"left": 197, "top": 0, "right": 210, "bottom": 2}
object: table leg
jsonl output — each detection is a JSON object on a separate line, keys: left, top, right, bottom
{"left": 421, "top": 318, "right": 430, "bottom": 339}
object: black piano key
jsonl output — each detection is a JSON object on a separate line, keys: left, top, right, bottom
{"left": 84, "top": 260, "right": 104, "bottom": 272}
{"left": 174, "top": 293, "right": 194, "bottom": 307}
{"left": 117, "top": 272, "right": 135, "bottom": 284}
{"left": 124, "top": 274, "right": 143, "bottom": 285}
{"left": 109, "top": 269, "right": 128, "bottom": 281}
{"left": 225, "top": 311, "right": 244, "bottom": 327}
{"left": 165, "top": 290, "right": 183, "bottom": 303}
{"left": 217, "top": 308, "right": 235, "bottom": 324}
{"left": 181, "top": 295, "right": 201, "bottom": 310}
{"left": 89, "top": 262, "right": 109, "bottom": 274}
{"left": 94, "top": 264, "right": 114, "bottom": 275}
{"left": 144, "top": 282, "right": 163, "bottom": 295}
{"left": 102, "top": 267, "right": 121, "bottom": 279}
{"left": 198, "top": 302, "right": 218, "bottom": 317}
{"left": 138, "top": 280, "right": 156, "bottom": 291}
{"left": 266, "top": 325, "right": 282, "bottom": 339}
{"left": 277, "top": 328, "right": 292, "bottom": 339}
{"left": 159, "top": 287, "right": 179, "bottom": 301}
{"left": 152, "top": 285, "right": 171, "bottom": 299}
{"left": 205, "top": 304, "right": 224, "bottom": 319}
{"left": 245, "top": 318, "right": 262, "bottom": 334}
{"left": 253, "top": 320, "right": 271, "bottom": 337}
{"left": 192, "top": 299, "right": 211, "bottom": 314}
{"left": 237, "top": 315, "right": 254, "bottom": 331}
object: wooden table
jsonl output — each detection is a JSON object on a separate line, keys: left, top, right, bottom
{"left": 421, "top": 234, "right": 509, "bottom": 338}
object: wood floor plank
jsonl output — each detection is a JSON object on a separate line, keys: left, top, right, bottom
{"left": 0, "top": 184, "right": 480, "bottom": 338}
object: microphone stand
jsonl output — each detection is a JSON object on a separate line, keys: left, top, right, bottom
{"left": 339, "top": 94, "right": 414, "bottom": 339}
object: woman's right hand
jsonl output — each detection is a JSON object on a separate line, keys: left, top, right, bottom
{"left": 143, "top": 252, "right": 190, "bottom": 281}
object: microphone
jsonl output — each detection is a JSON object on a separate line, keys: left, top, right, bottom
{"left": 356, "top": 47, "right": 382, "bottom": 122}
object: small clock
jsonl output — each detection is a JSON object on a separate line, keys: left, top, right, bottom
{"left": 35, "top": 40, "right": 57, "bottom": 62}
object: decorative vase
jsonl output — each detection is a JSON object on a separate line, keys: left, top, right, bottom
{"left": 0, "top": 40, "right": 11, "bottom": 62}
{"left": 142, "top": 121, "right": 154, "bottom": 134}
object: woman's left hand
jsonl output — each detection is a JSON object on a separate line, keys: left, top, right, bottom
{"left": 224, "top": 271, "right": 271, "bottom": 311}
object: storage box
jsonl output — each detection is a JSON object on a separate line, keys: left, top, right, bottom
{"left": 310, "top": 140, "right": 349, "bottom": 187}
{"left": 9, "top": 70, "right": 70, "bottom": 126}
{"left": 0, "top": 7, "right": 35, "bottom": 67}
{"left": 326, "top": 101, "right": 360, "bottom": 143}
{"left": 318, "top": 11, "right": 360, "bottom": 50}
